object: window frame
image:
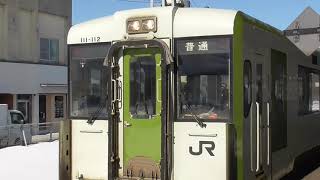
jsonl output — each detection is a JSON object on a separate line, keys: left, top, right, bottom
{"left": 298, "top": 65, "right": 320, "bottom": 115}
{"left": 10, "top": 112, "right": 25, "bottom": 124}
{"left": 68, "top": 42, "right": 111, "bottom": 120}
{"left": 174, "top": 35, "right": 233, "bottom": 123}
{"left": 129, "top": 55, "right": 157, "bottom": 119}
{"left": 40, "top": 38, "right": 59, "bottom": 62}
{"left": 54, "top": 96, "right": 64, "bottom": 118}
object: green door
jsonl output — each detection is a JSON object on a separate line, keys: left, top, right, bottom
{"left": 123, "top": 48, "right": 162, "bottom": 178}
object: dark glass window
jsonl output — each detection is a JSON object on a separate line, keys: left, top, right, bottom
{"left": 243, "top": 60, "right": 252, "bottom": 118}
{"left": 176, "top": 37, "right": 231, "bottom": 121}
{"left": 11, "top": 113, "right": 24, "bottom": 124}
{"left": 55, "top": 96, "right": 64, "bottom": 118}
{"left": 298, "top": 66, "right": 320, "bottom": 115}
{"left": 69, "top": 44, "right": 110, "bottom": 118}
{"left": 271, "top": 49, "right": 287, "bottom": 152}
{"left": 40, "top": 38, "right": 59, "bottom": 61}
{"left": 130, "top": 56, "right": 156, "bottom": 118}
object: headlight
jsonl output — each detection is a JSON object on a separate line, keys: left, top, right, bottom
{"left": 142, "top": 19, "right": 155, "bottom": 31}
{"left": 127, "top": 20, "right": 141, "bottom": 32}
{"left": 127, "top": 17, "right": 157, "bottom": 34}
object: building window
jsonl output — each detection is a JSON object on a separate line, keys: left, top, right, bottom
{"left": 40, "top": 38, "right": 59, "bottom": 61}
{"left": 298, "top": 66, "right": 320, "bottom": 115}
{"left": 55, "top": 96, "right": 64, "bottom": 118}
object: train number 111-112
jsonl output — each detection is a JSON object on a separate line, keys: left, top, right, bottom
{"left": 80, "top": 37, "right": 101, "bottom": 43}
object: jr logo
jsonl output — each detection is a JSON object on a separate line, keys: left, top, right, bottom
{"left": 189, "top": 141, "right": 215, "bottom": 156}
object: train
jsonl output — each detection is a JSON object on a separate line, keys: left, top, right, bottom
{"left": 60, "top": 1, "right": 320, "bottom": 180}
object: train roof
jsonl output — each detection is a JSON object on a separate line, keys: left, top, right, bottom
{"left": 68, "top": 7, "right": 238, "bottom": 44}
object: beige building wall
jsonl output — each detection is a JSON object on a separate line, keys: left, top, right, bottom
{"left": 39, "top": 12, "right": 68, "bottom": 65}
{"left": 0, "top": 5, "right": 4, "bottom": 59}
{"left": 0, "top": 0, "right": 70, "bottom": 65}
{"left": 0, "top": 3, "right": 8, "bottom": 60}
{"left": 18, "top": 9, "right": 34, "bottom": 60}
{"left": 0, "top": 0, "right": 71, "bottom": 127}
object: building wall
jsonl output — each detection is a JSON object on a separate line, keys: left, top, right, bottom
{"left": 0, "top": 0, "right": 71, "bottom": 126}
{"left": 39, "top": 12, "right": 68, "bottom": 65}
{"left": 0, "top": 0, "right": 71, "bottom": 65}
{"left": 0, "top": 94, "right": 13, "bottom": 109}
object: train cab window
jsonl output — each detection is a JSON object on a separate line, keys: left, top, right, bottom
{"left": 176, "top": 37, "right": 231, "bottom": 121}
{"left": 129, "top": 56, "right": 156, "bottom": 118}
{"left": 69, "top": 44, "right": 110, "bottom": 118}
{"left": 243, "top": 60, "right": 252, "bottom": 118}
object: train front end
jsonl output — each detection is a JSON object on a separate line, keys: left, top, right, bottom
{"left": 61, "top": 6, "right": 238, "bottom": 180}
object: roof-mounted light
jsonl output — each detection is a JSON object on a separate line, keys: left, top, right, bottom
{"left": 127, "top": 17, "right": 157, "bottom": 34}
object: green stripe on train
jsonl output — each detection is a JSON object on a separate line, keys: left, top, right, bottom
{"left": 234, "top": 12, "right": 245, "bottom": 180}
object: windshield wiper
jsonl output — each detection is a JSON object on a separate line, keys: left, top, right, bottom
{"left": 87, "top": 96, "right": 107, "bottom": 125}
{"left": 185, "top": 104, "right": 207, "bottom": 128}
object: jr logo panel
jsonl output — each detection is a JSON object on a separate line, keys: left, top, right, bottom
{"left": 174, "top": 122, "right": 228, "bottom": 180}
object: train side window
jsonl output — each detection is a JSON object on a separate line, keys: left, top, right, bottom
{"left": 298, "top": 66, "right": 320, "bottom": 114}
{"left": 298, "top": 67, "right": 309, "bottom": 114}
{"left": 243, "top": 60, "right": 252, "bottom": 118}
{"left": 310, "top": 73, "right": 320, "bottom": 112}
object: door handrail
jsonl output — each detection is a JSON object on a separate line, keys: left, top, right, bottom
{"left": 256, "top": 102, "right": 260, "bottom": 172}
{"left": 267, "top": 102, "right": 270, "bottom": 165}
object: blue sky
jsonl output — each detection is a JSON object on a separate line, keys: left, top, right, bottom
{"left": 72, "top": 0, "right": 320, "bottom": 30}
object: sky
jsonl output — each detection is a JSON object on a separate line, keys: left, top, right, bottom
{"left": 72, "top": 0, "right": 320, "bottom": 30}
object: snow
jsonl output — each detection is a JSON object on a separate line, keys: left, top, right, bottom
{"left": 0, "top": 141, "right": 58, "bottom": 180}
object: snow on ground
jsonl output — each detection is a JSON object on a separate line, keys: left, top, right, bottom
{"left": 0, "top": 141, "right": 58, "bottom": 180}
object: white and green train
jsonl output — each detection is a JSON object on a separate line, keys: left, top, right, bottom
{"left": 60, "top": 2, "right": 320, "bottom": 180}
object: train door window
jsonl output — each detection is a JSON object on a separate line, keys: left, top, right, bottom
{"left": 244, "top": 60, "right": 252, "bottom": 118}
{"left": 129, "top": 56, "right": 156, "bottom": 118}
{"left": 176, "top": 37, "right": 231, "bottom": 121}
{"left": 271, "top": 49, "right": 287, "bottom": 152}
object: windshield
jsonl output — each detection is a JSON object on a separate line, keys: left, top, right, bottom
{"left": 69, "top": 44, "right": 110, "bottom": 118}
{"left": 176, "top": 37, "right": 231, "bottom": 121}
{"left": 11, "top": 112, "right": 24, "bottom": 124}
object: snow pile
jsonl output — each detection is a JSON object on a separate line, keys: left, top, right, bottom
{"left": 0, "top": 141, "right": 58, "bottom": 180}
